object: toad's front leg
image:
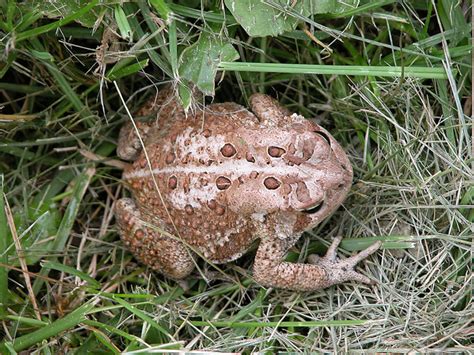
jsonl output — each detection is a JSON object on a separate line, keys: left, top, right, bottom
{"left": 117, "top": 87, "right": 181, "bottom": 161}
{"left": 253, "top": 236, "right": 381, "bottom": 291}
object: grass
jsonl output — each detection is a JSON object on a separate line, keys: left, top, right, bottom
{"left": 0, "top": 0, "right": 472, "bottom": 353}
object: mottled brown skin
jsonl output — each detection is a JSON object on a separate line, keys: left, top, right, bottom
{"left": 115, "top": 88, "right": 381, "bottom": 290}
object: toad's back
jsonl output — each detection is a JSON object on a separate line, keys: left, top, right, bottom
{"left": 122, "top": 88, "right": 355, "bottom": 262}
{"left": 116, "top": 89, "right": 381, "bottom": 291}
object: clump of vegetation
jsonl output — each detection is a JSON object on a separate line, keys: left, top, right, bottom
{"left": 0, "top": 0, "right": 471, "bottom": 353}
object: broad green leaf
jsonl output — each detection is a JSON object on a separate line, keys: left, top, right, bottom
{"left": 224, "top": 0, "right": 296, "bottom": 37}
{"left": 224, "top": 0, "right": 352, "bottom": 37}
{"left": 179, "top": 32, "right": 239, "bottom": 98}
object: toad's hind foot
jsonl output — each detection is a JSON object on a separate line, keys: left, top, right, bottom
{"left": 308, "top": 237, "right": 382, "bottom": 286}
{"left": 253, "top": 235, "right": 380, "bottom": 291}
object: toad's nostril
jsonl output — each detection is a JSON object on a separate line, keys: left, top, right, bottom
{"left": 296, "top": 182, "right": 324, "bottom": 212}
{"left": 302, "top": 140, "right": 316, "bottom": 160}
{"left": 296, "top": 181, "right": 311, "bottom": 203}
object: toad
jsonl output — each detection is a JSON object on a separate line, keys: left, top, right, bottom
{"left": 115, "top": 88, "right": 381, "bottom": 291}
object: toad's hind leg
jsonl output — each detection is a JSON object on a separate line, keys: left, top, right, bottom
{"left": 115, "top": 198, "right": 195, "bottom": 279}
{"left": 253, "top": 236, "right": 381, "bottom": 291}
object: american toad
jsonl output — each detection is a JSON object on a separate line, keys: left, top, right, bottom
{"left": 115, "top": 88, "right": 381, "bottom": 291}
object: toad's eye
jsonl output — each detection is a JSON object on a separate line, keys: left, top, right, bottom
{"left": 302, "top": 201, "right": 324, "bottom": 214}
{"left": 314, "top": 130, "right": 331, "bottom": 146}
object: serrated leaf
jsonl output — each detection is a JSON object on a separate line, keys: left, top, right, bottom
{"left": 179, "top": 32, "right": 239, "bottom": 97}
{"left": 224, "top": 0, "right": 345, "bottom": 37}
{"left": 224, "top": 0, "right": 294, "bottom": 37}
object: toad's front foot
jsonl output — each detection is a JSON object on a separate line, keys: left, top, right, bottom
{"left": 308, "top": 236, "right": 382, "bottom": 286}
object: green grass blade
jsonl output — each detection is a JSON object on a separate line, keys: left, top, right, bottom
{"left": 0, "top": 176, "right": 8, "bottom": 317}
{"left": 169, "top": 19, "right": 178, "bottom": 78}
{"left": 29, "top": 39, "right": 94, "bottom": 122}
{"left": 114, "top": 5, "right": 132, "bottom": 41}
{"left": 339, "top": 235, "right": 416, "bottom": 251}
{"left": 112, "top": 296, "right": 173, "bottom": 340}
{"left": 15, "top": 0, "right": 100, "bottom": 42}
{"left": 41, "top": 260, "right": 101, "bottom": 289}
{"left": 189, "top": 319, "right": 370, "bottom": 328}
{"left": 0, "top": 51, "right": 15, "bottom": 79}
{"left": 323, "top": 0, "right": 397, "bottom": 18}
{"left": 16, "top": 11, "right": 43, "bottom": 32}
{"left": 149, "top": 0, "right": 172, "bottom": 22}
{"left": 5, "top": 315, "right": 48, "bottom": 327}
{"left": 83, "top": 320, "right": 145, "bottom": 343}
{"left": 51, "top": 168, "right": 94, "bottom": 252}
{"left": 169, "top": 3, "right": 235, "bottom": 24}
{"left": 107, "top": 59, "right": 150, "bottom": 81}
{"left": 131, "top": 2, "right": 172, "bottom": 76}
{"left": 3, "top": 302, "right": 95, "bottom": 352}
{"left": 32, "top": 168, "right": 94, "bottom": 294}
{"left": 219, "top": 62, "right": 450, "bottom": 79}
